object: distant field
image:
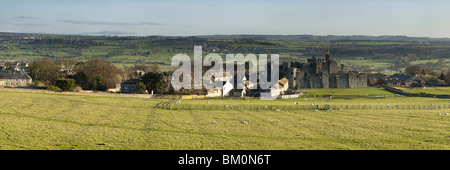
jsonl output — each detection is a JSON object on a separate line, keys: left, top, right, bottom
{"left": 338, "top": 59, "right": 394, "bottom": 67}
{"left": 1, "top": 90, "right": 449, "bottom": 150}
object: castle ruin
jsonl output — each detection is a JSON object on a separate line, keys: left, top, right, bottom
{"left": 281, "top": 53, "right": 367, "bottom": 89}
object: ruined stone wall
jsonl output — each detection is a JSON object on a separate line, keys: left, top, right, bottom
{"left": 329, "top": 73, "right": 350, "bottom": 88}
{"left": 321, "top": 73, "right": 329, "bottom": 88}
{"left": 349, "top": 73, "right": 368, "bottom": 88}
{"left": 329, "top": 61, "right": 338, "bottom": 74}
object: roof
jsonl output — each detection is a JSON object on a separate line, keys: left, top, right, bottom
{"left": 388, "top": 74, "right": 413, "bottom": 81}
{"left": 0, "top": 73, "right": 31, "bottom": 80}
{"left": 279, "top": 78, "right": 288, "bottom": 85}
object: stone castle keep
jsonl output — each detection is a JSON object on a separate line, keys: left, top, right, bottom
{"left": 281, "top": 53, "right": 367, "bottom": 89}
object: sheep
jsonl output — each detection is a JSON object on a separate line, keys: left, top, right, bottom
{"left": 211, "top": 121, "right": 216, "bottom": 124}
{"left": 438, "top": 113, "right": 442, "bottom": 115}
{"left": 276, "top": 109, "right": 280, "bottom": 111}
{"left": 338, "top": 108, "right": 343, "bottom": 110}
{"left": 445, "top": 113, "right": 449, "bottom": 115}
{"left": 314, "top": 109, "right": 319, "bottom": 112}
{"left": 241, "top": 120, "right": 248, "bottom": 124}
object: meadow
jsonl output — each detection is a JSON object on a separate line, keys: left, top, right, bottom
{"left": 395, "top": 87, "right": 450, "bottom": 95}
{"left": 0, "top": 90, "right": 449, "bottom": 150}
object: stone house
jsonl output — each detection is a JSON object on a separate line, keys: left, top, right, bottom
{"left": 0, "top": 73, "right": 32, "bottom": 87}
{"left": 206, "top": 88, "right": 222, "bottom": 97}
{"left": 120, "top": 79, "right": 141, "bottom": 94}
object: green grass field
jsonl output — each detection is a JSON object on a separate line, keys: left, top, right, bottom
{"left": 395, "top": 87, "right": 450, "bottom": 95}
{"left": 299, "top": 87, "right": 395, "bottom": 96}
{"left": 0, "top": 90, "right": 449, "bottom": 150}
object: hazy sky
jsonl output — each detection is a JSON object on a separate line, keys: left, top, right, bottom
{"left": 1, "top": 0, "right": 450, "bottom": 37}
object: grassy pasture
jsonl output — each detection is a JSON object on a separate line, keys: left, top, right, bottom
{"left": 299, "top": 87, "right": 395, "bottom": 96}
{"left": 0, "top": 90, "right": 449, "bottom": 150}
{"left": 395, "top": 87, "right": 450, "bottom": 95}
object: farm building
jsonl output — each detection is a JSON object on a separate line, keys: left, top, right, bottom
{"left": 120, "top": 79, "right": 141, "bottom": 94}
{"left": 206, "top": 88, "right": 222, "bottom": 97}
{"left": 367, "top": 73, "right": 386, "bottom": 86}
{"left": 0, "top": 73, "right": 32, "bottom": 87}
{"left": 388, "top": 74, "right": 425, "bottom": 87}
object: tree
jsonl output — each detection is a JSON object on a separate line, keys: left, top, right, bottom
{"left": 56, "top": 58, "right": 77, "bottom": 75}
{"left": 439, "top": 72, "right": 445, "bottom": 80}
{"left": 72, "top": 72, "right": 89, "bottom": 90}
{"left": 93, "top": 75, "right": 106, "bottom": 91}
{"left": 76, "top": 59, "right": 122, "bottom": 90}
{"left": 106, "top": 50, "right": 124, "bottom": 58}
{"left": 141, "top": 72, "right": 168, "bottom": 93}
{"left": 445, "top": 69, "right": 450, "bottom": 85}
{"left": 405, "top": 65, "right": 422, "bottom": 76}
{"left": 55, "top": 78, "right": 76, "bottom": 91}
{"left": 29, "top": 58, "right": 59, "bottom": 82}
{"left": 134, "top": 82, "right": 147, "bottom": 94}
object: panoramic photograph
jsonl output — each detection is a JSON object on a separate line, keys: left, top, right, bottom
{"left": 0, "top": 0, "right": 449, "bottom": 167}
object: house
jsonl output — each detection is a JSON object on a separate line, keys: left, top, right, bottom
{"left": 120, "top": 79, "right": 141, "bottom": 94}
{"left": 206, "top": 88, "right": 222, "bottom": 97}
{"left": 278, "top": 78, "right": 289, "bottom": 94}
{"left": 222, "top": 81, "right": 233, "bottom": 97}
{"left": 0, "top": 73, "right": 32, "bottom": 87}
{"left": 388, "top": 74, "right": 425, "bottom": 87}
{"left": 367, "top": 73, "right": 386, "bottom": 86}
{"left": 404, "top": 76, "right": 425, "bottom": 87}
{"left": 383, "top": 77, "right": 402, "bottom": 86}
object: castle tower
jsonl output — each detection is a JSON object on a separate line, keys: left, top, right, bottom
{"left": 325, "top": 53, "right": 331, "bottom": 62}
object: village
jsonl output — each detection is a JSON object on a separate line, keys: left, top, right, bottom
{"left": 0, "top": 51, "right": 440, "bottom": 99}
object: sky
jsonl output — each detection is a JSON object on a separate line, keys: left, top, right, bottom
{"left": 1, "top": 0, "right": 450, "bottom": 37}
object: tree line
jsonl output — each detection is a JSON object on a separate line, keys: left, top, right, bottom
{"left": 28, "top": 58, "right": 170, "bottom": 93}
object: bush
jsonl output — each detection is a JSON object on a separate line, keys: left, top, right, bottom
{"left": 46, "top": 85, "right": 62, "bottom": 92}
{"left": 55, "top": 78, "right": 76, "bottom": 91}
{"left": 73, "top": 86, "right": 83, "bottom": 92}
{"left": 134, "top": 82, "right": 148, "bottom": 94}
{"left": 31, "top": 81, "right": 46, "bottom": 89}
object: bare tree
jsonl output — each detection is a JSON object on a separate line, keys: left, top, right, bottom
{"left": 29, "top": 58, "right": 59, "bottom": 83}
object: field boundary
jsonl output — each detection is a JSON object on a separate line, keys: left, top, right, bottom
{"left": 383, "top": 85, "right": 450, "bottom": 99}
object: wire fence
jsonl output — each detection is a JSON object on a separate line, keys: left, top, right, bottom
{"left": 169, "top": 103, "right": 450, "bottom": 111}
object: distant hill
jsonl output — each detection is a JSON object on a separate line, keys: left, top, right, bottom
{"left": 2, "top": 32, "right": 450, "bottom": 42}
{"left": 195, "top": 34, "right": 450, "bottom": 42}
